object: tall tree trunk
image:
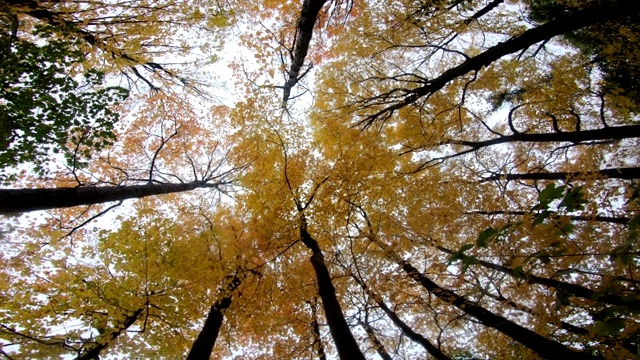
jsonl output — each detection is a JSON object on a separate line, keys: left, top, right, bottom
{"left": 359, "top": 320, "right": 392, "bottom": 360}
{"left": 309, "top": 297, "right": 328, "bottom": 360}
{"left": 415, "top": 125, "right": 640, "bottom": 170}
{"left": 78, "top": 308, "right": 144, "bottom": 360}
{"left": 0, "top": 181, "right": 218, "bottom": 214}
{"left": 437, "top": 246, "right": 640, "bottom": 309}
{"left": 480, "top": 288, "right": 637, "bottom": 354}
{"left": 466, "top": 210, "right": 630, "bottom": 224}
{"left": 360, "top": 0, "right": 636, "bottom": 126}
{"left": 282, "top": 0, "right": 328, "bottom": 102}
{"left": 351, "top": 274, "right": 450, "bottom": 360}
{"left": 374, "top": 239, "right": 602, "bottom": 360}
{"left": 187, "top": 273, "right": 244, "bottom": 360}
{"left": 300, "top": 219, "right": 366, "bottom": 360}
{"left": 482, "top": 167, "right": 640, "bottom": 182}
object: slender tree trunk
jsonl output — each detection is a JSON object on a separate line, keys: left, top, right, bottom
{"left": 437, "top": 246, "right": 640, "bottom": 309}
{"left": 482, "top": 167, "right": 640, "bottom": 182}
{"left": 361, "top": 0, "right": 636, "bottom": 126}
{"left": 309, "top": 298, "right": 328, "bottom": 360}
{"left": 78, "top": 308, "right": 144, "bottom": 360}
{"left": 481, "top": 288, "right": 637, "bottom": 354}
{"left": 299, "top": 219, "right": 366, "bottom": 360}
{"left": 359, "top": 321, "right": 392, "bottom": 360}
{"left": 282, "top": 0, "right": 328, "bottom": 102}
{"left": 415, "top": 125, "right": 640, "bottom": 170}
{"left": 374, "top": 239, "right": 602, "bottom": 360}
{"left": 463, "top": 0, "right": 504, "bottom": 25}
{"left": 187, "top": 274, "right": 243, "bottom": 360}
{"left": 351, "top": 274, "right": 450, "bottom": 360}
{"left": 0, "top": 181, "right": 218, "bottom": 214}
{"left": 466, "top": 210, "right": 630, "bottom": 224}
{"left": 458, "top": 124, "right": 640, "bottom": 149}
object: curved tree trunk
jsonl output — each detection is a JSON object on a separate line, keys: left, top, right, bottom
{"left": 482, "top": 167, "right": 640, "bottom": 182}
{"left": 360, "top": 0, "right": 636, "bottom": 126}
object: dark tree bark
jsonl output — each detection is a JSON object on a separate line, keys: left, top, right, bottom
{"left": 414, "top": 124, "right": 640, "bottom": 171}
{"left": 187, "top": 273, "right": 244, "bottom": 360}
{"left": 282, "top": 0, "right": 328, "bottom": 102}
{"left": 351, "top": 274, "right": 450, "bottom": 360}
{"left": 309, "top": 298, "right": 328, "bottom": 360}
{"left": 360, "top": 0, "right": 636, "bottom": 127}
{"left": 0, "top": 181, "right": 219, "bottom": 215}
{"left": 375, "top": 240, "right": 602, "bottom": 360}
{"left": 463, "top": 0, "right": 504, "bottom": 25}
{"left": 479, "top": 287, "right": 637, "bottom": 354}
{"left": 467, "top": 210, "right": 630, "bottom": 225}
{"left": 78, "top": 308, "right": 144, "bottom": 360}
{"left": 455, "top": 124, "right": 640, "bottom": 148}
{"left": 359, "top": 320, "right": 392, "bottom": 360}
{"left": 437, "top": 246, "right": 640, "bottom": 310}
{"left": 482, "top": 167, "right": 640, "bottom": 182}
{"left": 300, "top": 219, "right": 366, "bottom": 360}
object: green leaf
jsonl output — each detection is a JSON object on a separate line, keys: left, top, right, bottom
{"left": 559, "top": 186, "right": 587, "bottom": 212}
{"left": 532, "top": 210, "right": 551, "bottom": 226}
{"left": 513, "top": 265, "right": 526, "bottom": 278}
{"left": 531, "top": 250, "right": 552, "bottom": 264}
{"left": 628, "top": 214, "right": 640, "bottom": 228}
{"left": 448, "top": 243, "right": 474, "bottom": 263}
{"left": 458, "top": 243, "right": 474, "bottom": 253}
{"left": 537, "top": 183, "right": 566, "bottom": 209}
{"left": 461, "top": 256, "right": 478, "bottom": 273}
{"left": 477, "top": 227, "right": 497, "bottom": 248}
{"left": 556, "top": 289, "right": 572, "bottom": 307}
{"left": 593, "top": 318, "right": 625, "bottom": 335}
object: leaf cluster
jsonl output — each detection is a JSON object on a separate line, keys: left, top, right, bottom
{"left": 0, "top": 15, "right": 128, "bottom": 180}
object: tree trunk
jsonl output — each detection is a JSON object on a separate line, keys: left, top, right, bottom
{"left": 361, "top": 0, "right": 636, "bottom": 126}
{"left": 187, "top": 274, "right": 243, "bottom": 360}
{"left": 300, "top": 220, "right": 365, "bottom": 360}
{"left": 437, "top": 246, "right": 640, "bottom": 309}
{"left": 481, "top": 288, "right": 637, "bottom": 354}
{"left": 375, "top": 240, "right": 602, "bottom": 360}
{"left": 482, "top": 167, "right": 640, "bottom": 182}
{"left": 0, "top": 181, "right": 217, "bottom": 214}
{"left": 309, "top": 298, "right": 328, "bottom": 360}
{"left": 458, "top": 124, "right": 640, "bottom": 149}
{"left": 466, "top": 210, "right": 630, "bottom": 225}
{"left": 78, "top": 308, "right": 144, "bottom": 360}
{"left": 359, "top": 321, "right": 392, "bottom": 360}
{"left": 351, "top": 274, "right": 450, "bottom": 360}
{"left": 282, "top": 0, "right": 328, "bottom": 102}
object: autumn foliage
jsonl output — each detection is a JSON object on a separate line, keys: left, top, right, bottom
{"left": 1, "top": 0, "right": 639, "bottom": 359}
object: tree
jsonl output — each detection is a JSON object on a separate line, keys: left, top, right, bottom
{"left": 1, "top": 0, "right": 234, "bottom": 182}
{"left": 0, "top": 9, "right": 128, "bottom": 178}
{"left": 2, "top": 0, "right": 640, "bottom": 358}
{"left": 2, "top": 0, "right": 232, "bottom": 90}
{"left": 0, "top": 180, "right": 227, "bottom": 215}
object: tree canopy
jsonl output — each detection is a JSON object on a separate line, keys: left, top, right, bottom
{"left": 1, "top": 0, "right": 639, "bottom": 359}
